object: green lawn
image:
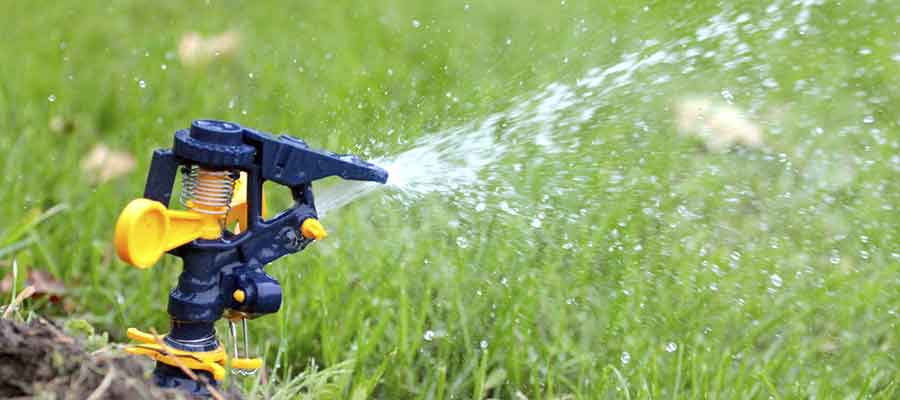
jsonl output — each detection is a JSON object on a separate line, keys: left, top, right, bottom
{"left": 1, "top": 0, "right": 898, "bottom": 398}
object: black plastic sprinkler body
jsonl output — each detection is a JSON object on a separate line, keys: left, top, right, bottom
{"left": 113, "top": 120, "right": 387, "bottom": 396}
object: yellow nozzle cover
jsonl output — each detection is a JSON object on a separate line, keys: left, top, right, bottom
{"left": 114, "top": 199, "right": 222, "bottom": 268}
{"left": 301, "top": 218, "right": 327, "bottom": 240}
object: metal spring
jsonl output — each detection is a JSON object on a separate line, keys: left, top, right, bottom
{"left": 180, "top": 165, "right": 236, "bottom": 215}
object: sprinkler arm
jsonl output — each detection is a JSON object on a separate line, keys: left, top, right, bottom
{"left": 117, "top": 124, "right": 388, "bottom": 269}
{"left": 235, "top": 129, "right": 388, "bottom": 232}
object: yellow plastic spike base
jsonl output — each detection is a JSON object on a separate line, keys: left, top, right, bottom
{"left": 125, "top": 328, "right": 262, "bottom": 381}
{"left": 114, "top": 199, "right": 222, "bottom": 268}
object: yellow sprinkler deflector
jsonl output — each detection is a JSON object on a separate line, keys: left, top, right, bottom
{"left": 114, "top": 199, "right": 222, "bottom": 268}
{"left": 126, "top": 328, "right": 262, "bottom": 381}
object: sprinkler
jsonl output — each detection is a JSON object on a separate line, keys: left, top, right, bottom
{"left": 113, "top": 120, "right": 387, "bottom": 396}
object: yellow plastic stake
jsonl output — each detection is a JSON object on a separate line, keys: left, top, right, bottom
{"left": 114, "top": 199, "right": 222, "bottom": 268}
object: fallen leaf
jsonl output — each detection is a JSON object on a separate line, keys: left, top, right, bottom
{"left": 79, "top": 144, "right": 136, "bottom": 183}
{"left": 674, "top": 96, "right": 765, "bottom": 152}
{"left": 1, "top": 268, "right": 66, "bottom": 303}
{"left": 819, "top": 338, "right": 839, "bottom": 353}
{"left": 178, "top": 30, "right": 240, "bottom": 68}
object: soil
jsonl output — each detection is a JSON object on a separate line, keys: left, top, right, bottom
{"left": 0, "top": 317, "right": 242, "bottom": 399}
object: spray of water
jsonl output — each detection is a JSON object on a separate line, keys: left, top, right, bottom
{"left": 316, "top": 1, "right": 822, "bottom": 217}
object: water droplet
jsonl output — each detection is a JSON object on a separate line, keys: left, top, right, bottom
{"left": 423, "top": 330, "right": 435, "bottom": 341}
{"left": 531, "top": 218, "right": 542, "bottom": 228}
{"left": 456, "top": 236, "right": 469, "bottom": 248}
{"left": 248, "top": 72, "right": 255, "bottom": 79}
{"left": 48, "top": 94, "right": 56, "bottom": 102}
{"left": 770, "top": 273, "right": 783, "bottom": 288}
{"left": 160, "top": 64, "right": 167, "bottom": 70}
{"left": 620, "top": 351, "right": 631, "bottom": 364}
{"left": 412, "top": 19, "right": 421, "bottom": 28}
{"left": 720, "top": 89, "right": 734, "bottom": 104}
{"left": 479, "top": 340, "right": 488, "bottom": 349}
{"left": 464, "top": 4, "right": 470, "bottom": 11}
{"left": 862, "top": 115, "right": 875, "bottom": 124}
{"left": 665, "top": 342, "right": 678, "bottom": 353}
{"left": 138, "top": 80, "right": 146, "bottom": 88}
{"left": 505, "top": 37, "right": 512, "bottom": 45}
{"left": 475, "top": 202, "right": 486, "bottom": 212}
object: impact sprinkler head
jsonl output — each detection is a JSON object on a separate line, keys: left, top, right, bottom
{"left": 113, "top": 120, "right": 387, "bottom": 396}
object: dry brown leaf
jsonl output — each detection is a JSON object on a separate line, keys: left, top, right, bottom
{"left": 80, "top": 144, "right": 136, "bottom": 183}
{"left": 178, "top": 30, "right": 240, "bottom": 68}
{"left": 1, "top": 268, "right": 66, "bottom": 303}
{"left": 674, "top": 96, "right": 764, "bottom": 152}
{"left": 819, "top": 338, "right": 839, "bottom": 353}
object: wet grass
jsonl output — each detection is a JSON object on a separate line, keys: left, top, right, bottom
{"left": 1, "top": 0, "right": 898, "bottom": 398}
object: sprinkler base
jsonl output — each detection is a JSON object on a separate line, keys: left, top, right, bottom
{"left": 153, "top": 363, "right": 218, "bottom": 397}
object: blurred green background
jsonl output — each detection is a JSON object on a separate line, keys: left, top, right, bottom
{"left": 0, "top": 0, "right": 897, "bottom": 398}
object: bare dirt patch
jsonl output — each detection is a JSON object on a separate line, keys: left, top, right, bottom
{"left": 0, "top": 317, "right": 181, "bottom": 399}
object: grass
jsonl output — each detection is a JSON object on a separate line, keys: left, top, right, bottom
{"left": 1, "top": 0, "right": 898, "bottom": 398}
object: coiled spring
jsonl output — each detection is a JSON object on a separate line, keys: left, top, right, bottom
{"left": 180, "top": 165, "right": 237, "bottom": 215}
